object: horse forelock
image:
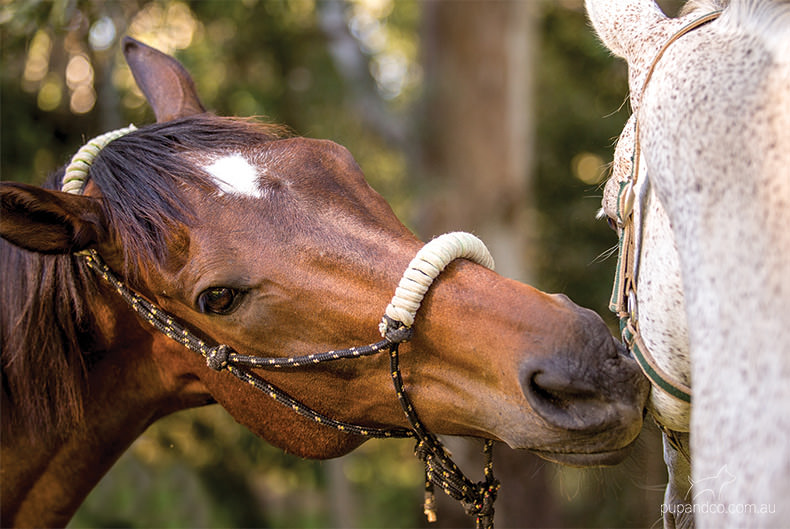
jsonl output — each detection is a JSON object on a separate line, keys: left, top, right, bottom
{"left": 1, "top": 115, "right": 286, "bottom": 440}
{"left": 683, "top": 0, "right": 790, "bottom": 53}
{"left": 89, "top": 115, "right": 286, "bottom": 276}
{"left": 680, "top": 0, "right": 727, "bottom": 16}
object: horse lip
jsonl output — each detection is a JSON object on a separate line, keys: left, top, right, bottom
{"left": 530, "top": 441, "right": 636, "bottom": 468}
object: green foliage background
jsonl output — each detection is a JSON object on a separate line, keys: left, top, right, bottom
{"left": 1, "top": 0, "right": 684, "bottom": 527}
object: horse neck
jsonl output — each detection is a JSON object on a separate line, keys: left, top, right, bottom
{"left": 2, "top": 378, "right": 161, "bottom": 527}
{"left": 2, "top": 340, "right": 210, "bottom": 528}
{"left": 1, "top": 251, "right": 210, "bottom": 527}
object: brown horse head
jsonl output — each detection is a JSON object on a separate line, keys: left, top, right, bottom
{"left": 0, "top": 38, "right": 648, "bottom": 526}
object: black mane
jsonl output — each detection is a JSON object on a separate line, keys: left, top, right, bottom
{"left": 1, "top": 114, "right": 284, "bottom": 439}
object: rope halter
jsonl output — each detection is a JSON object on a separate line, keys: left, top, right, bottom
{"left": 62, "top": 124, "right": 502, "bottom": 528}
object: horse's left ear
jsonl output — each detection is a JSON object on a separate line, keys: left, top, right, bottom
{"left": 585, "top": 0, "right": 667, "bottom": 61}
{"left": 123, "top": 36, "right": 206, "bottom": 123}
{"left": 0, "top": 182, "right": 105, "bottom": 254}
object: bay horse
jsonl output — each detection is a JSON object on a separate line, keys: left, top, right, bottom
{"left": 587, "top": 0, "right": 790, "bottom": 527}
{"left": 0, "top": 38, "right": 648, "bottom": 528}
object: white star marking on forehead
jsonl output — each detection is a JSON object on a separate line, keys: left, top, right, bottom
{"left": 204, "top": 153, "right": 261, "bottom": 198}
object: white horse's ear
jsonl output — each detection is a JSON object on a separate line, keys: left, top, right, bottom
{"left": 585, "top": 0, "right": 667, "bottom": 60}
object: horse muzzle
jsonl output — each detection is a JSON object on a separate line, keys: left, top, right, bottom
{"left": 519, "top": 300, "right": 650, "bottom": 464}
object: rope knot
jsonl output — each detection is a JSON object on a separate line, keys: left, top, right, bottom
{"left": 379, "top": 315, "right": 414, "bottom": 343}
{"left": 206, "top": 344, "right": 231, "bottom": 371}
{"left": 464, "top": 479, "right": 500, "bottom": 529}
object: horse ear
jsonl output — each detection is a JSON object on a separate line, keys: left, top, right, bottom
{"left": 122, "top": 36, "right": 206, "bottom": 123}
{"left": 0, "top": 182, "right": 105, "bottom": 254}
{"left": 585, "top": 0, "right": 667, "bottom": 60}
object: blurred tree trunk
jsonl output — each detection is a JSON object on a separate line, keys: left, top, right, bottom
{"left": 415, "top": 2, "right": 560, "bottom": 528}
{"left": 415, "top": 0, "right": 537, "bottom": 283}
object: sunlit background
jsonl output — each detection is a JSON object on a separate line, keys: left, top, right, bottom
{"left": 2, "top": 0, "right": 686, "bottom": 527}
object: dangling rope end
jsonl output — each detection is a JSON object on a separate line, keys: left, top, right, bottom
{"left": 424, "top": 481, "right": 438, "bottom": 523}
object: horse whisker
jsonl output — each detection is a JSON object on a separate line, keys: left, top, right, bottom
{"left": 591, "top": 244, "right": 619, "bottom": 264}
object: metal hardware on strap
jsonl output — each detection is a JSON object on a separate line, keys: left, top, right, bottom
{"left": 621, "top": 320, "right": 691, "bottom": 403}
{"left": 611, "top": 173, "right": 693, "bottom": 403}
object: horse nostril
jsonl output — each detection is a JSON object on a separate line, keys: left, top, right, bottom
{"left": 521, "top": 361, "right": 609, "bottom": 431}
{"left": 529, "top": 371, "right": 595, "bottom": 407}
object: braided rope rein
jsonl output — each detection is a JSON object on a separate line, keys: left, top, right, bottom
{"left": 62, "top": 125, "right": 501, "bottom": 528}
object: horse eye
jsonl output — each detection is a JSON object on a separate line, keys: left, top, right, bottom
{"left": 198, "top": 287, "right": 242, "bottom": 315}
